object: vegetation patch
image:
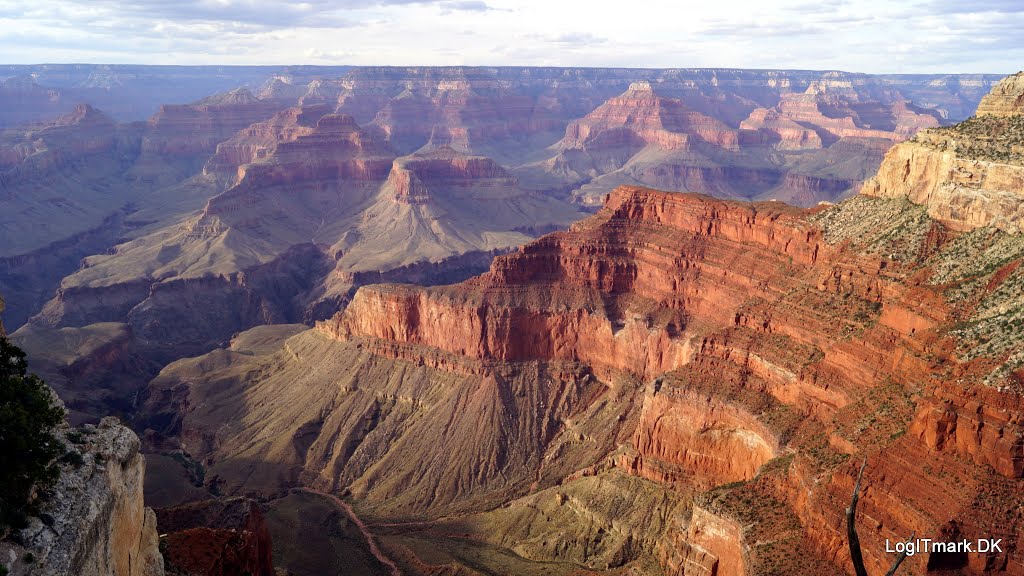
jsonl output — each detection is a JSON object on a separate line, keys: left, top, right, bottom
{"left": 0, "top": 336, "right": 66, "bottom": 533}
{"left": 810, "top": 195, "right": 932, "bottom": 262}
{"left": 913, "top": 115, "right": 1024, "bottom": 165}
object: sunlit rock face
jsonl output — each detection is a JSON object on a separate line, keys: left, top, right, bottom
{"left": 144, "top": 174, "right": 1024, "bottom": 573}
{"left": 864, "top": 72, "right": 1024, "bottom": 234}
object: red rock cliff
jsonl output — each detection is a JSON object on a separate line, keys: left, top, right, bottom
{"left": 314, "top": 184, "right": 1024, "bottom": 575}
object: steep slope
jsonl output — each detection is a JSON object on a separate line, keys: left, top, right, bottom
{"left": 0, "top": 90, "right": 299, "bottom": 331}
{"left": 0, "top": 417, "right": 165, "bottom": 576}
{"left": 203, "top": 103, "right": 333, "bottom": 179}
{"left": 976, "top": 72, "right": 1024, "bottom": 117}
{"left": 41, "top": 110, "right": 576, "bottom": 327}
{"left": 1, "top": 68, "right": 1000, "bottom": 333}
{"left": 23, "top": 111, "right": 584, "bottom": 419}
{"left": 0, "top": 105, "right": 127, "bottom": 258}
{"left": 0, "top": 105, "right": 151, "bottom": 330}
{"left": 519, "top": 81, "right": 943, "bottom": 207}
{"left": 142, "top": 180, "right": 1024, "bottom": 575}
{"left": 0, "top": 76, "right": 72, "bottom": 127}
{"left": 863, "top": 71, "right": 1024, "bottom": 233}
{"left": 156, "top": 498, "right": 274, "bottom": 576}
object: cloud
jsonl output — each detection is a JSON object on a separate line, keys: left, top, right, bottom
{"left": 0, "top": 0, "right": 1021, "bottom": 73}
{"left": 547, "top": 32, "right": 608, "bottom": 46}
{"left": 439, "top": 0, "right": 494, "bottom": 12}
{"left": 1, "top": 0, "right": 491, "bottom": 32}
{"left": 922, "top": 0, "right": 1024, "bottom": 14}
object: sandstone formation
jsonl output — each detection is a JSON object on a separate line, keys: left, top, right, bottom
{"left": 863, "top": 72, "right": 1024, "bottom": 234}
{"left": 0, "top": 93, "right": 294, "bottom": 332}
{"left": 203, "top": 104, "right": 332, "bottom": 179}
{"left": 156, "top": 498, "right": 274, "bottom": 576}
{"left": 26, "top": 110, "right": 583, "bottom": 404}
{"left": 977, "top": 72, "right": 1024, "bottom": 117}
{"left": 0, "top": 418, "right": 164, "bottom": 576}
{"left": 0, "top": 76, "right": 70, "bottom": 127}
{"left": 141, "top": 89, "right": 283, "bottom": 161}
{"left": 141, "top": 178, "right": 1024, "bottom": 574}
{"left": 518, "top": 80, "right": 943, "bottom": 207}
{"left": 2, "top": 67, "right": 1001, "bottom": 337}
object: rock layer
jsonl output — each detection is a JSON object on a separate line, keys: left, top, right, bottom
{"left": 977, "top": 71, "right": 1024, "bottom": 117}
{"left": 149, "top": 182, "right": 1024, "bottom": 575}
{"left": 0, "top": 418, "right": 164, "bottom": 576}
{"left": 157, "top": 498, "right": 274, "bottom": 576}
{"left": 519, "top": 80, "right": 943, "bottom": 207}
{"left": 863, "top": 74, "right": 1024, "bottom": 234}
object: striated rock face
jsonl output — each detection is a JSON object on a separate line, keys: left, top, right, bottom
{"left": 740, "top": 83, "right": 941, "bottom": 147}
{"left": 1, "top": 67, "right": 1001, "bottom": 336}
{"left": 520, "top": 80, "right": 943, "bottom": 207}
{"left": 627, "top": 389, "right": 779, "bottom": 487}
{"left": 0, "top": 76, "right": 70, "bottom": 127}
{"left": 977, "top": 72, "right": 1024, "bottom": 117}
{"left": 148, "top": 183, "right": 1024, "bottom": 574}
{"left": 385, "top": 146, "right": 515, "bottom": 204}
{"left": 142, "top": 89, "right": 284, "bottom": 160}
{"left": 560, "top": 81, "right": 738, "bottom": 153}
{"left": 203, "top": 104, "right": 332, "bottom": 178}
{"left": 660, "top": 505, "right": 747, "bottom": 576}
{"left": 0, "top": 418, "right": 164, "bottom": 576}
{"left": 157, "top": 498, "right": 273, "bottom": 576}
{"left": 37, "top": 110, "right": 583, "bottom": 382}
{"left": 4, "top": 67, "right": 1020, "bottom": 575}
{"left": 322, "top": 187, "right": 821, "bottom": 382}
{"left": 0, "top": 104, "right": 123, "bottom": 257}
{"left": 205, "top": 112, "right": 393, "bottom": 213}
{"left": 862, "top": 72, "right": 1024, "bottom": 234}
{"left": 0, "top": 94, "right": 297, "bottom": 333}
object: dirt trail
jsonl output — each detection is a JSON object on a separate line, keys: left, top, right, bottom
{"left": 301, "top": 489, "right": 402, "bottom": 576}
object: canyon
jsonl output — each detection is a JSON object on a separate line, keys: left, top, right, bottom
{"left": 141, "top": 180, "right": 1024, "bottom": 574}
{"left": 1, "top": 68, "right": 1023, "bottom": 576}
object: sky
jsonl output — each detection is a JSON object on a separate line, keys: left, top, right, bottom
{"left": 0, "top": 0, "right": 1022, "bottom": 73}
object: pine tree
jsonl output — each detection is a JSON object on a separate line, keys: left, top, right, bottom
{"left": 0, "top": 336, "right": 66, "bottom": 533}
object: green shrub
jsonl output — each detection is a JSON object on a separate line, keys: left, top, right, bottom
{"left": 60, "top": 449, "right": 85, "bottom": 467}
{"left": 0, "top": 336, "right": 66, "bottom": 533}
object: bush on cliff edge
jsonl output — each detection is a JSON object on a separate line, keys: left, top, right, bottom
{"left": 0, "top": 336, "right": 65, "bottom": 533}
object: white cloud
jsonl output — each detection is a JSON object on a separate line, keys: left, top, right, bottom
{"left": 0, "top": 0, "right": 1020, "bottom": 72}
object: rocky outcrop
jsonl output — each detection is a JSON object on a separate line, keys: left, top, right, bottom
{"left": 626, "top": 388, "right": 779, "bottom": 488}
{"left": 0, "top": 76, "right": 71, "bottom": 128}
{"left": 156, "top": 498, "right": 273, "bottom": 576}
{"left": 384, "top": 146, "right": 516, "bottom": 204}
{"left": 659, "top": 505, "right": 747, "bottom": 576}
{"left": 521, "top": 80, "right": 943, "bottom": 207}
{"left": 740, "top": 83, "right": 941, "bottom": 147}
{"left": 0, "top": 105, "right": 128, "bottom": 257}
{"left": 37, "top": 112, "right": 583, "bottom": 373}
{"left": 862, "top": 72, "right": 1024, "bottom": 233}
{"left": 202, "top": 112, "right": 394, "bottom": 217}
{"left": 209, "top": 184, "right": 1022, "bottom": 574}
{"left": 862, "top": 130, "right": 1024, "bottom": 233}
{"left": 560, "top": 81, "right": 739, "bottom": 153}
{"left": 0, "top": 418, "right": 164, "bottom": 576}
{"left": 977, "top": 72, "right": 1024, "bottom": 117}
{"left": 142, "top": 90, "right": 283, "bottom": 160}
{"left": 203, "top": 104, "right": 332, "bottom": 178}
{"left": 6, "top": 66, "right": 1023, "bottom": 575}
